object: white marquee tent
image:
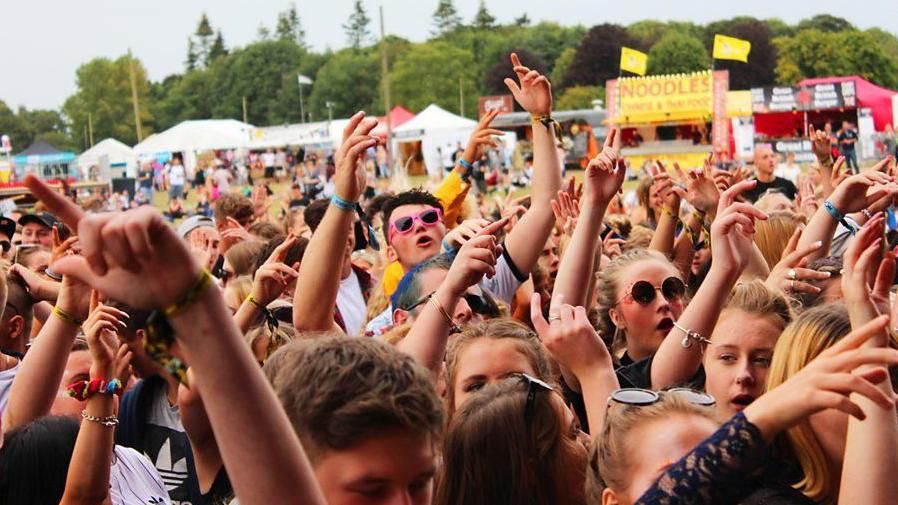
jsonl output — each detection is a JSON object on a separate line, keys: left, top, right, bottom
{"left": 134, "top": 119, "right": 254, "bottom": 155}
{"left": 77, "top": 138, "right": 137, "bottom": 179}
{"left": 393, "top": 105, "right": 478, "bottom": 176}
{"left": 250, "top": 119, "right": 351, "bottom": 150}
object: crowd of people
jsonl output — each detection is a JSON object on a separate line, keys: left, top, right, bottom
{"left": 0, "top": 52, "right": 897, "bottom": 505}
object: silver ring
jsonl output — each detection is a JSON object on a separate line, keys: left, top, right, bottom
{"left": 788, "top": 269, "right": 797, "bottom": 280}
{"left": 548, "top": 315, "right": 561, "bottom": 323}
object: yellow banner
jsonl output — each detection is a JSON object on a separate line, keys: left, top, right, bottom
{"left": 617, "top": 71, "right": 713, "bottom": 124}
{"left": 620, "top": 47, "right": 648, "bottom": 76}
{"left": 713, "top": 34, "right": 751, "bottom": 62}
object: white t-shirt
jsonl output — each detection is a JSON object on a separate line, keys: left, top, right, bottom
{"left": 213, "top": 168, "right": 232, "bottom": 194}
{"left": 110, "top": 445, "right": 172, "bottom": 505}
{"left": 261, "top": 152, "right": 276, "bottom": 167}
{"left": 775, "top": 163, "right": 801, "bottom": 185}
{"left": 0, "top": 360, "right": 20, "bottom": 414}
{"left": 337, "top": 270, "right": 367, "bottom": 337}
{"left": 168, "top": 164, "right": 186, "bottom": 186}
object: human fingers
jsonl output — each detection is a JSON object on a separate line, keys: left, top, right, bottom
{"left": 817, "top": 372, "right": 896, "bottom": 411}
{"left": 23, "top": 174, "right": 84, "bottom": 230}
{"left": 785, "top": 280, "right": 821, "bottom": 294}
{"left": 531, "top": 293, "right": 549, "bottom": 335}
{"left": 100, "top": 214, "right": 142, "bottom": 273}
{"left": 269, "top": 235, "right": 298, "bottom": 264}
{"left": 476, "top": 216, "right": 511, "bottom": 237}
{"left": 342, "top": 111, "right": 366, "bottom": 143}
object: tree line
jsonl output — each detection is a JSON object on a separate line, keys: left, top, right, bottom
{"left": 1, "top": 2, "right": 897, "bottom": 154}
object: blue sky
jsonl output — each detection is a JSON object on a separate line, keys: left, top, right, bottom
{"left": 2, "top": 0, "right": 896, "bottom": 110}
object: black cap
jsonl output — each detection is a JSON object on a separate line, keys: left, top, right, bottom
{"left": 0, "top": 217, "right": 14, "bottom": 240}
{"left": 18, "top": 212, "right": 61, "bottom": 231}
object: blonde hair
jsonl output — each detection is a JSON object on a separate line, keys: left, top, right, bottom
{"left": 225, "top": 240, "right": 265, "bottom": 277}
{"left": 444, "top": 318, "right": 555, "bottom": 417}
{"left": 765, "top": 305, "right": 851, "bottom": 503}
{"left": 224, "top": 275, "right": 253, "bottom": 312}
{"left": 723, "top": 280, "right": 793, "bottom": 329}
{"left": 594, "top": 249, "right": 678, "bottom": 355}
{"left": 622, "top": 225, "right": 653, "bottom": 251}
{"left": 588, "top": 393, "right": 716, "bottom": 499}
{"left": 754, "top": 211, "right": 807, "bottom": 270}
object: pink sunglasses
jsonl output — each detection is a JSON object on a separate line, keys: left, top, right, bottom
{"left": 389, "top": 208, "right": 443, "bottom": 241}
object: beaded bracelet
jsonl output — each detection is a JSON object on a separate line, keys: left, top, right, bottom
{"left": 52, "top": 305, "right": 83, "bottom": 327}
{"left": 67, "top": 378, "right": 123, "bottom": 401}
{"left": 674, "top": 322, "right": 711, "bottom": 349}
{"left": 81, "top": 410, "right": 119, "bottom": 427}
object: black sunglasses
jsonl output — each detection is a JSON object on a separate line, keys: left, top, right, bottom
{"left": 405, "top": 290, "right": 498, "bottom": 318}
{"left": 608, "top": 387, "right": 715, "bottom": 407}
{"left": 517, "top": 373, "right": 555, "bottom": 424}
{"left": 392, "top": 208, "right": 442, "bottom": 234}
{"left": 0, "top": 240, "right": 9, "bottom": 253}
{"left": 616, "top": 276, "right": 686, "bottom": 306}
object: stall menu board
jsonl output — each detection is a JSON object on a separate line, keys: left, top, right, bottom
{"left": 751, "top": 81, "right": 857, "bottom": 113}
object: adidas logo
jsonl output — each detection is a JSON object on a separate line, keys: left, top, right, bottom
{"left": 150, "top": 438, "right": 189, "bottom": 492}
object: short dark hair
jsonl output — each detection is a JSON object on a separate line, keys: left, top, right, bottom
{"left": 247, "top": 221, "right": 285, "bottom": 240}
{"left": 213, "top": 194, "right": 255, "bottom": 227}
{"left": 381, "top": 189, "right": 443, "bottom": 245}
{"left": 303, "top": 199, "right": 330, "bottom": 233}
{"left": 0, "top": 416, "right": 79, "bottom": 505}
{"left": 365, "top": 192, "right": 395, "bottom": 222}
{"left": 392, "top": 253, "right": 454, "bottom": 311}
{"left": 264, "top": 336, "right": 444, "bottom": 463}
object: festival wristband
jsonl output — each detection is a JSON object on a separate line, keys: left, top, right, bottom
{"left": 330, "top": 194, "right": 356, "bottom": 212}
{"left": 67, "top": 378, "right": 123, "bottom": 401}
{"left": 824, "top": 200, "right": 856, "bottom": 236}
{"left": 163, "top": 269, "right": 214, "bottom": 319}
{"left": 458, "top": 159, "right": 474, "bottom": 171}
{"left": 52, "top": 305, "right": 83, "bottom": 327}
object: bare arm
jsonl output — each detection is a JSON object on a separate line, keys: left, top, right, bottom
{"left": 502, "top": 52, "right": 562, "bottom": 275}
{"left": 293, "top": 113, "right": 377, "bottom": 331}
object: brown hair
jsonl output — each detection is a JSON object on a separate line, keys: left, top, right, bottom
{"left": 435, "top": 378, "right": 586, "bottom": 505}
{"left": 754, "top": 211, "right": 806, "bottom": 270}
{"left": 588, "top": 392, "right": 716, "bottom": 499}
{"left": 594, "top": 248, "right": 678, "bottom": 355}
{"left": 247, "top": 221, "right": 284, "bottom": 240}
{"left": 264, "top": 336, "right": 444, "bottom": 464}
{"left": 445, "top": 318, "right": 555, "bottom": 416}
{"left": 213, "top": 194, "right": 254, "bottom": 227}
{"left": 224, "top": 240, "right": 265, "bottom": 278}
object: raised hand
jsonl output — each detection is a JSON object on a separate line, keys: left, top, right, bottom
{"left": 765, "top": 227, "right": 830, "bottom": 295}
{"left": 335, "top": 111, "right": 378, "bottom": 203}
{"left": 710, "top": 180, "right": 768, "bottom": 274}
{"left": 582, "top": 129, "right": 625, "bottom": 207}
{"left": 744, "top": 315, "right": 898, "bottom": 440}
{"left": 51, "top": 226, "right": 79, "bottom": 265}
{"left": 675, "top": 155, "right": 720, "bottom": 215}
{"left": 650, "top": 162, "right": 685, "bottom": 215}
{"left": 252, "top": 235, "right": 300, "bottom": 306}
{"left": 503, "top": 52, "right": 551, "bottom": 117}
{"left": 531, "top": 295, "right": 612, "bottom": 378}
{"left": 443, "top": 218, "right": 507, "bottom": 297}
{"left": 808, "top": 124, "right": 834, "bottom": 164}
{"left": 24, "top": 174, "right": 201, "bottom": 310}
{"left": 443, "top": 218, "right": 491, "bottom": 250}
{"left": 461, "top": 109, "right": 504, "bottom": 165}
{"left": 829, "top": 159, "right": 896, "bottom": 215}
{"left": 551, "top": 190, "right": 579, "bottom": 236}
{"left": 842, "top": 214, "right": 887, "bottom": 309}
{"left": 830, "top": 156, "right": 849, "bottom": 188}
{"left": 84, "top": 290, "right": 131, "bottom": 379}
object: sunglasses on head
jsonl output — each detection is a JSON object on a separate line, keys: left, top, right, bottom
{"left": 616, "top": 276, "right": 685, "bottom": 306}
{"left": 609, "top": 387, "right": 715, "bottom": 407}
{"left": 389, "top": 208, "right": 443, "bottom": 241}
{"left": 515, "top": 373, "right": 555, "bottom": 424}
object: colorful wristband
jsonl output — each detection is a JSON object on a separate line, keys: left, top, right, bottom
{"left": 66, "top": 378, "right": 123, "bottom": 401}
{"left": 824, "top": 200, "right": 856, "bottom": 236}
{"left": 458, "top": 159, "right": 474, "bottom": 171}
{"left": 52, "top": 305, "right": 83, "bottom": 327}
{"left": 330, "top": 194, "right": 356, "bottom": 212}
{"left": 163, "top": 269, "right": 214, "bottom": 319}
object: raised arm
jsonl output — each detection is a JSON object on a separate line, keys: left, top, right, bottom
{"left": 501, "top": 52, "right": 562, "bottom": 275}
{"left": 234, "top": 236, "right": 299, "bottom": 334}
{"left": 809, "top": 124, "right": 836, "bottom": 199}
{"left": 648, "top": 163, "right": 684, "bottom": 257}
{"left": 651, "top": 181, "right": 767, "bottom": 389}
{"left": 26, "top": 175, "right": 326, "bottom": 505}
{"left": 796, "top": 157, "right": 894, "bottom": 263}
{"left": 293, "top": 112, "right": 377, "bottom": 332}
{"left": 398, "top": 220, "right": 505, "bottom": 373}
{"left": 552, "top": 130, "right": 623, "bottom": 309}
{"left": 60, "top": 299, "right": 130, "bottom": 505}
{"left": 838, "top": 215, "right": 898, "bottom": 505}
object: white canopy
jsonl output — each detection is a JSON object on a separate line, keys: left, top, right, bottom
{"left": 134, "top": 119, "right": 254, "bottom": 154}
{"left": 250, "top": 119, "right": 352, "bottom": 150}
{"left": 393, "top": 104, "right": 477, "bottom": 176}
{"left": 77, "top": 138, "right": 137, "bottom": 179}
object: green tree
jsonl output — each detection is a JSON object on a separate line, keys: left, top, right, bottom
{"left": 556, "top": 85, "right": 604, "bottom": 111}
{"left": 208, "top": 30, "right": 228, "bottom": 64}
{"left": 343, "top": 0, "right": 371, "bottom": 49}
{"left": 866, "top": 28, "right": 898, "bottom": 72}
{"left": 473, "top": 1, "right": 496, "bottom": 30}
{"left": 483, "top": 47, "right": 546, "bottom": 95}
{"left": 192, "top": 13, "right": 215, "bottom": 68}
{"left": 0, "top": 100, "right": 31, "bottom": 153}
{"left": 627, "top": 20, "right": 668, "bottom": 50}
{"left": 516, "top": 22, "right": 586, "bottom": 77}
{"left": 775, "top": 29, "right": 898, "bottom": 89}
{"left": 308, "top": 49, "right": 380, "bottom": 119}
{"left": 391, "top": 41, "right": 477, "bottom": 115}
{"left": 257, "top": 23, "right": 271, "bottom": 41}
{"left": 796, "top": 14, "right": 854, "bottom": 33}
{"left": 276, "top": 2, "right": 306, "bottom": 48}
{"left": 647, "top": 32, "right": 709, "bottom": 75}
{"left": 186, "top": 39, "right": 199, "bottom": 71}
{"left": 765, "top": 18, "right": 794, "bottom": 38}
{"left": 432, "top": 0, "right": 462, "bottom": 36}
{"left": 63, "top": 55, "right": 153, "bottom": 147}
{"left": 514, "top": 13, "right": 530, "bottom": 27}
{"left": 551, "top": 47, "right": 576, "bottom": 90}
{"left": 564, "top": 24, "right": 638, "bottom": 88}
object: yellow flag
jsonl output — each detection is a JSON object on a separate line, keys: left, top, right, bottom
{"left": 620, "top": 47, "right": 648, "bottom": 76}
{"left": 713, "top": 34, "right": 751, "bottom": 62}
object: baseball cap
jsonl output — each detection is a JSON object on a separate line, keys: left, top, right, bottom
{"left": 177, "top": 215, "right": 216, "bottom": 238}
{"left": 0, "top": 217, "right": 15, "bottom": 239}
{"left": 18, "top": 212, "right": 61, "bottom": 230}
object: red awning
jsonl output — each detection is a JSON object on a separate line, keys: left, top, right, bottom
{"left": 371, "top": 106, "right": 416, "bottom": 138}
{"left": 798, "top": 75, "right": 897, "bottom": 130}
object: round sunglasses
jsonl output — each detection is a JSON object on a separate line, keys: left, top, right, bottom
{"left": 389, "top": 208, "right": 443, "bottom": 241}
{"left": 609, "top": 387, "right": 716, "bottom": 407}
{"left": 616, "top": 276, "right": 686, "bottom": 306}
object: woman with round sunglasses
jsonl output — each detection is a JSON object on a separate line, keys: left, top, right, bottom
{"left": 590, "top": 313, "right": 898, "bottom": 505}
{"left": 601, "top": 181, "right": 767, "bottom": 390}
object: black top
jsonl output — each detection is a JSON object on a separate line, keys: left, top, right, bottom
{"left": 743, "top": 177, "right": 798, "bottom": 203}
{"left": 838, "top": 128, "right": 858, "bottom": 152}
